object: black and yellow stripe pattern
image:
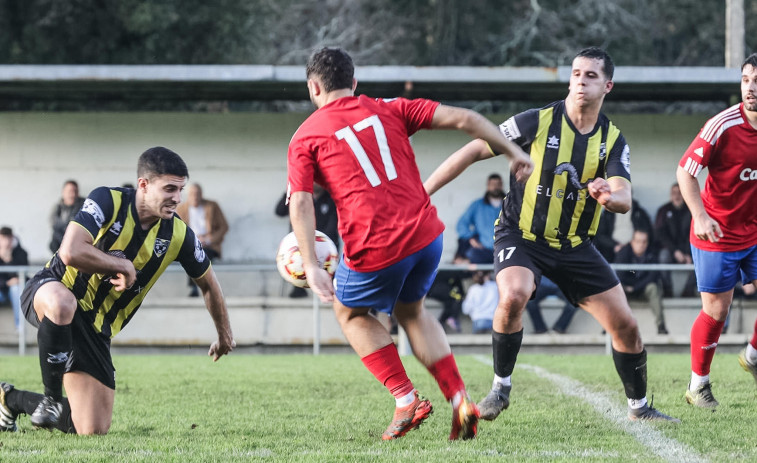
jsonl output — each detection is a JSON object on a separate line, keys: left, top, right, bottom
{"left": 497, "top": 101, "right": 630, "bottom": 250}
{"left": 46, "top": 187, "right": 209, "bottom": 338}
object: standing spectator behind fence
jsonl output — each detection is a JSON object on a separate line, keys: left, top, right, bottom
{"left": 49, "top": 180, "right": 85, "bottom": 253}
{"left": 525, "top": 276, "right": 578, "bottom": 334}
{"left": 462, "top": 271, "right": 498, "bottom": 334}
{"left": 654, "top": 183, "right": 697, "bottom": 297}
{"left": 0, "top": 227, "right": 27, "bottom": 332}
{"left": 615, "top": 229, "right": 668, "bottom": 335}
{"left": 176, "top": 183, "right": 229, "bottom": 297}
{"left": 456, "top": 174, "right": 504, "bottom": 264}
{"left": 275, "top": 184, "right": 339, "bottom": 298}
{"left": 593, "top": 198, "right": 653, "bottom": 262}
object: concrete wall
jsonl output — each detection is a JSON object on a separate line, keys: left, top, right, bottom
{"left": 0, "top": 111, "right": 708, "bottom": 264}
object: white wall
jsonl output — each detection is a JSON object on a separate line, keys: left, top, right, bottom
{"left": 0, "top": 111, "right": 708, "bottom": 264}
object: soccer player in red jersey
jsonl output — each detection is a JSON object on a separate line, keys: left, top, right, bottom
{"left": 679, "top": 53, "right": 757, "bottom": 409}
{"left": 287, "top": 47, "right": 533, "bottom": 440}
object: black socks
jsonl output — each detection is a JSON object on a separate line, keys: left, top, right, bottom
{"left": 37, "top": 317, "right": 73, "bottom": 400}
{"left": 612, "top": 348, "right": 647, "bottom": 401}
{"left": 492, "top": 329, "right": 524, "bottom": 378}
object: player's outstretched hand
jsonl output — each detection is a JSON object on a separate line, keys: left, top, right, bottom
{"left": 510, "top": 151, "right": 534, "bottom": 183}
{"left": 208, "top": 335, "right": 236, "bottom": 362}
{"left": 305, "top": 265, "right": 335, "bottom": 304}
{"left": 587, "top": 178, "right": 612, "bottom": 206}
{"left": 693, "top": 211, "right": 723, "bottom": 243}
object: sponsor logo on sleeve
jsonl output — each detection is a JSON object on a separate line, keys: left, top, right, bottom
{"left": 82, "top": 198, "right": 105, "bottom": 228}
{"left": 194, "top": 236, "right": 206, "bottom": 262}
{"left": 620, "top": 144, "right": 631, "bottom": 174}
{"left": 500, "top": 117, "right": 521, "bottom": 141}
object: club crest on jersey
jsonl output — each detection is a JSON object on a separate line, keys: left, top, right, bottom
{"left": 547, "top": 135, "right": 560, "bottom": 150}
{"left": 154, "top": 238, "right": 170, "bottom": 257}
{"left": 82, "top": 198, "right": 105, "bottom": 228}
{"left": 194, "top": 236, "right": 206, "bottom": 262}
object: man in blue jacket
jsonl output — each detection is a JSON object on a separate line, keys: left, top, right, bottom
{"left": 456, "top": 174, "right": 504, "bottom": 264}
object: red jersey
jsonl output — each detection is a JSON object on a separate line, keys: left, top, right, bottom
{"left": 679, "top": 103, "right": 757, "bottom": 251}
{"left": 287, "top": 95, "right": 445, "bottom": 271}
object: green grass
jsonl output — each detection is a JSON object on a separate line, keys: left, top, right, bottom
{"left": 1, "top": 352, "right": 757, "bottom": 462}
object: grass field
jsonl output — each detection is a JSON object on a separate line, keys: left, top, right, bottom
{"left": 1, "top": 352, "right": 757, "bottom": 462}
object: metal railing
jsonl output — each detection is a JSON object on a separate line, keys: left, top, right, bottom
{"left": 1, "top": 262, "right": 697, "bottom": 356}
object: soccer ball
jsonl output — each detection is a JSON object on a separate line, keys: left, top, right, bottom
{"left": 276, "top": 230, "right": 339, "bottom": 288}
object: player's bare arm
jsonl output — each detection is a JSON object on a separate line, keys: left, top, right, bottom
{"left": 289, "top": 190, "right": 335, "bottom": 303}
{"left": 194, "top": 269, "right": 235, "bottom": 361}
{"left": 587, "top": 177, "right": 631, "bottom": 213}
{"left": 58, "top": 222, "right": 137, "bottom": 291}
{"left": 676, "top": 165, "right": 723, "bottom": 242}
{"left": 430, "top": 105, "right": 533, "bottom": 180}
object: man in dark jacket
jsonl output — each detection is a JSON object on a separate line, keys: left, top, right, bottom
{"left": 615, "top": 229, "right": 667, "bottom": 334}
{"left": 0, "top": 226, "right": 28, "bottom": 331}
{"left": 654, "top": 183, "right": 696, "bottom": 296}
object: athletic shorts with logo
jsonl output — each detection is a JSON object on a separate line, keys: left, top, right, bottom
{"left": 21, "top": 267, "right": 116, "bottom": 390}
{"left": 493, "top": 232, "right": 619, "bottom": 306}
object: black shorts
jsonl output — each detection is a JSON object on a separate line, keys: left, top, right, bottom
{"left": 493, "top": 232, "right": 619, "bottom": 306}
{"left": 21, "top": 268, "right": 116, "bottom": 390}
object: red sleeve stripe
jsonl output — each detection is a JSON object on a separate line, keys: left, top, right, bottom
{"left": 700, "top": 105, "right": 743, "bottom": 144}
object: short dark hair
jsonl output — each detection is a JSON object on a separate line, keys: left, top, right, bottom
{"left": 137, "top": 147, "right": 189, "bottom": 180}
{"left": 742, "top": 53, "right": 757, "bottom": 71}
{"left": 0, "top": 226, "right": 12, "bottom": 237}
{"left": 575, "top": 47, "right": 615, "bottom": 80}
{"left": 487, "top": 173, "right": 502, "bottom": 182}
{"left": 63, "top": 179, "right": 78, "bottom": 189}
{"left": 306, "top": 47, "right": 354, "bottom": 93}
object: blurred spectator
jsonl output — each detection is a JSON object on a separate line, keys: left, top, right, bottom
{"left": 462, "top": 271, "right": 498, "bottom": 334}
{"left": 49, "top": 180, "right": 85, "bottom": 253}
{"left": 654, "top": 183, "right": 697, "bottom": 297}
{"left": 525, "top": 276, "right": 579, "bottom": 334}
{"left": 275, "top": 184, "right": 339, "bottom": 298}
{"left": 0, "top": 226, "right": 28, "bottom": 331}
{"left": 593, "top": 198, "right": 653, "bottom": 262}
{"left": 176, "top": 183, "right": 229, "bottom": 297}
{"left": 615, "top": 229, "right": 668, "bottom": 335}
{"left": 427, "top": 268, "right": 469, "bottom": 333}
{"left": 456, "top": 173, "right": 503, "bottom": 264}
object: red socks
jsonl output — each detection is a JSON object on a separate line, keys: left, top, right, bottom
{"left": 751, "top": 318, "right": 757, "bottom": 350}
{"left": 361, "top": 344, "right": 414, "bottom": 398}
{"left": 427, "top": 354, "right": 466, "bottom": 401}
{"left": 690, "top": 310, "right": 725, "bottom": 375}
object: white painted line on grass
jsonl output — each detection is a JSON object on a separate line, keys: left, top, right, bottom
{"left": 473, "top": 355, "right": 707, "bottom": 463}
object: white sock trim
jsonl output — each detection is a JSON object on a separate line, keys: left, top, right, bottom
{"left": 628, "top": 397, "right": 648, "bottom": 409}
{"left": 746, "top": 343, "right": 757, "bottom": 365}
{"left": 690, "top": 372, "right": 709, "bottom": 390}
{"left": 493, "top": 374, "right": 511, "bottom": 388}
{"left": 395, "top": 390, "right": 416, "bottom": 408}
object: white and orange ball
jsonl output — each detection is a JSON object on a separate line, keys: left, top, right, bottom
{"left": 276, "top": 230, "right": 338, "bottom": 288}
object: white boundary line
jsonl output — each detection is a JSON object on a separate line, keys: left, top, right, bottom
{"left": 473, "top": 355, "right": 707, "bottom": 463}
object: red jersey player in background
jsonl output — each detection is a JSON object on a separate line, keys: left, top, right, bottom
{"left": 678, "top": 53, "right": 757, "bottom": 409}
{"left": 287, "top": 48, "right": 532, "bottom": 440}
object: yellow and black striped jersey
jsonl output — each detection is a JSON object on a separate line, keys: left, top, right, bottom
{"left": 495, "top": 100, "right": 631, "bottom": 250}
{"left": 45, "top": 186, "right": 211, "bottom": 338}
